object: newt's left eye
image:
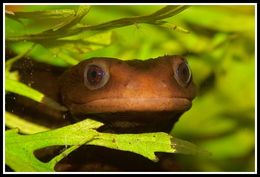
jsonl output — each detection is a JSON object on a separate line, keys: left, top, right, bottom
{"left": 84, "top": 63, "right": 110, "bottom": 90}
{"left": 174, "top": 61, "right": 192, "bottom": 88}
{"left": 87, "top": 65, "right": 104, "bottom": 85}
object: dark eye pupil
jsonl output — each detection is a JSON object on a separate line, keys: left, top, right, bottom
{"left": 181, "top": 66, "right": 188, "bottom": 76}
{"left": 178, "top": 62, "right": 191, "bottom": 85}
{"left": 87, "top": 65, "right": 104, "bottom": 85}
{"left": 91, "top": 71, "right": 97, "bottom": 78}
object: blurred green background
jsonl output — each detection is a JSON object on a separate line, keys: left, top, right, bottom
{"left": 5, "top": 5, "right": 255, "bottom": 172}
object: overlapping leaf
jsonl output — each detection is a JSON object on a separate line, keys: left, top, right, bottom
{"left": 6, "top": 118, "right": 209, "bottom": 172}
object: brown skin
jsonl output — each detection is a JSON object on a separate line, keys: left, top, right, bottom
{"left": 59, "top": 55, "right": 196, "bottom": 133}
{"left": 8, "top": 55, "right": 196, "bottom": 171}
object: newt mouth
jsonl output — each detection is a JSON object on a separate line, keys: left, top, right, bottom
{"left": 69, "top": 97, "right": 192, "bottom": 114}
{"left": 67, "top": 97, "right": 192, "bottom": 133}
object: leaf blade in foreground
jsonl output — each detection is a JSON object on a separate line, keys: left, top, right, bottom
{"left": 5, "top": 118, "right": 209, "bottom": 172}
{"left": 5, "top": 119, "right": 102, "bottom": 172}
{"left": 88, "top": 132, "right": 175, "bottom": 162}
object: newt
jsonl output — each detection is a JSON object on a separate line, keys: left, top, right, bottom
{"left": 59, "top": 55, "right": 196, "bottom": 133}
{"left": 7, "top": 55, "right": 196, "bottom": 171}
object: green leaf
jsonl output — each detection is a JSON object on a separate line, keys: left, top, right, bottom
{"left": 171, "top": 137, "right": 211, "bottom": 156}
{"left": 89, "top": 133, "right": 209, "bottom": 161}
{"left": 5, "top": 119, "right": 101, "bottom": 172}
{"left": 5, "top": 78, "right": 67, "bottom": 111}
{"left": 7, "top": 41, "right": 72, "bottom": 67}
{"left": 5, "top": 6, "right": 90, "bottom": 37}
{"left": 41, "top": 31, "right": 113, "bottom": 61}
{"left": 6, "top": 5, "right": 189, "bottom": 42}
{"left": 5, "top": 112, "right": 50, "bottom": 134}
{"left": 50, "top": 6, "right": 90, "bottom": 31}
{"left": 6, "top": 9, "right": 75, "bottom": 20}
{"left": 148, "top": 5, "right": 189, "bottom": 19}
{"left": 5, "top": 118, "right": 207, "bottom": 172}
{"left": 89, "top": 132, "right": 175, "bottom": 162}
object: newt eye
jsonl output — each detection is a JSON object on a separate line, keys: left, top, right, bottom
{"left": 174, "top": 61, "right": 192, "bottom": 88}
{"left": 84, "top": 64, "right": 109, "bottom": 90}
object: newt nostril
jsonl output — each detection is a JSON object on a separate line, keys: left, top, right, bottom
{"left": 158, "top": 80, "right": 167, "bottom": 88}
{"left": 125, "top": 81, "right": 138, "bottom": 89}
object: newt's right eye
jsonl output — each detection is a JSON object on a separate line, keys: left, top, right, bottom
{"left": 172, "top": 58, "right": 192, "bottom": 88}
{"left": 84, "top": 63, "right": 110, "bottom": 90}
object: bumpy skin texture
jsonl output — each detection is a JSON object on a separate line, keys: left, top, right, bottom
{"left": 59, "top": 55, "right": 196, "bottom": 133}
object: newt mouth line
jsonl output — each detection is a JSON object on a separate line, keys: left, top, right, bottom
{"left": 70, "top": 97, "right": 192, "bottom": 113}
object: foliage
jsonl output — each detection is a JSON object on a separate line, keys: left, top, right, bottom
{"left": 6, "top": 117, "right": 209, "bottom": 172}
{"left": 5, "top": 5, "right": 202, "bottom": 172}
{"left": 4, "top": 4, "right": 255, "bottom": 172}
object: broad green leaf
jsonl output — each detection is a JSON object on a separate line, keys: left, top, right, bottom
{"left": 89, "top": 132, "right": 210, "bottom": 161}
{"left": 51, "top": 50, "right": 79, "bottom": 65}
{"left": 89, "top": 132, "right": 175, "bottom": 162}
{"left": 5, "top": 118, "right": 208, "bottom": 172}
{"left": 5, "top": 119, "right": 101, "bottom": 172}
{"left": 5, "top": 78, "right": 67, "bottom": 111}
